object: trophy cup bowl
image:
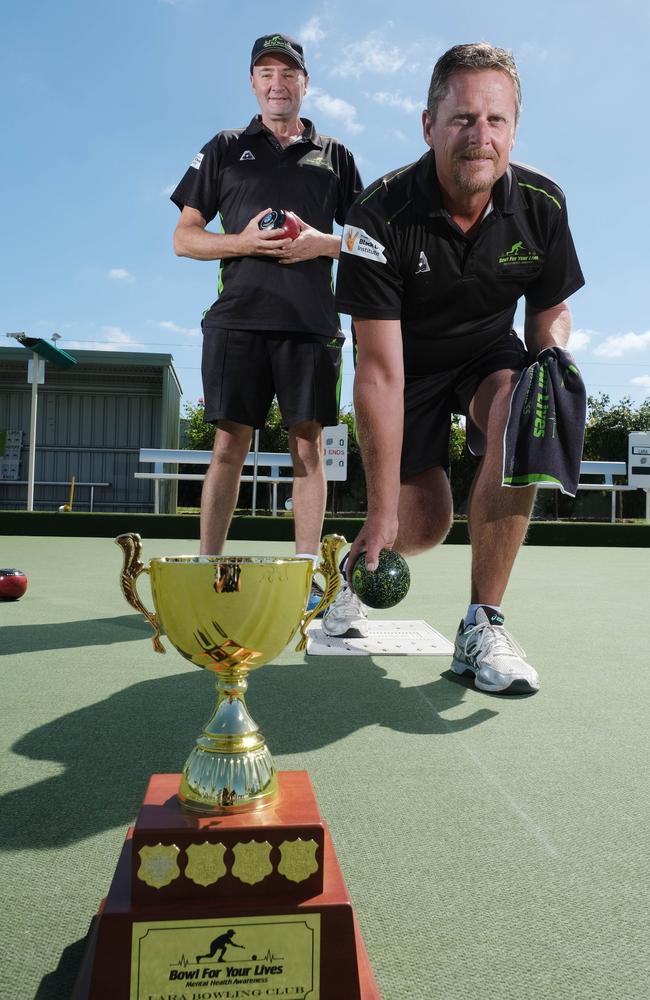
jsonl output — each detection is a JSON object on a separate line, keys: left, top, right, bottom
{"left": 116, "top": 533, "right": 344, "bottom": 815}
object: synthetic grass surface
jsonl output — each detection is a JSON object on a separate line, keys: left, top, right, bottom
{"left": 1, "top": 535, "right": 647, "bottom": 999}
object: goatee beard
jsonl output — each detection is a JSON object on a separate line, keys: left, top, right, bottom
{"left": 452, "top": 162, "right": 497, "bottom": 194}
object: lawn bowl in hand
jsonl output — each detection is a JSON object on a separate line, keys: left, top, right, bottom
{"left": 351, "top": 549, "right": 410, "bottom": 609}
{"left": 116, "top": 533, "right": 344, "bottom": 814}
{"left": 258, "top": 208, "right": 301, "bottom": 240}
{"left": 0, "top": 568, "right": 28, "bottom": 600}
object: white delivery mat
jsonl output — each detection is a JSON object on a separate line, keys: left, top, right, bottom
{"left": 306, "top": 619, "right": 454, "bottom": 656}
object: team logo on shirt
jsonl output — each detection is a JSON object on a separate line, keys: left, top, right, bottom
{"left": 300, "top": 152, "right": 334, "bottom": 172}
{"left": 498, "top": 240, "right": 540, "bottom": 266}
{"left": 190, "top": 152, "right": 204, "bottom": 170}
{"left": 341, "top": 225, "right": 387, "bottom": 264}
{"left": 240, "top": 150, "right": 256, "bottom": 161}
{"left": 415, "top": 251, "right": 430, "bottom": 274}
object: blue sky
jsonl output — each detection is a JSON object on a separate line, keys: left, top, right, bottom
{"left": 2, "top": 0, "right": 649, "bottom": 413}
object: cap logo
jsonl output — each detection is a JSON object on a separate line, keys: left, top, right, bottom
{"left": 264, "top": 34, "right": 289, "bottom": 48}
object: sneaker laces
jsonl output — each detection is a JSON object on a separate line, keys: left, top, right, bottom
{"left": 331, "top": 580, "right": 366, "bottom": 616}
{"left": 462, "top": 620, "right": 526, "bottom": 662}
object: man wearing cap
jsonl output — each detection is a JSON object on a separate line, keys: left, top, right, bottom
{"left": 329, "top": 42, "right": 584, "bottom": 694}
{"left": 171, "top": 33, "right": 362, "bottom": 575}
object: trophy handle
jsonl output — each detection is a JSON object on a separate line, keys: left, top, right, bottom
{"left": 115, "top": 533, "right": 165, "bottom": 654}
{"left": 295, "top": 533, "right": 347, "bottom": 652}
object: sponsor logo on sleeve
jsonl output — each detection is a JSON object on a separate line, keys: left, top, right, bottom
{"left": 190, "top": 152, "right": 204, "bottom": 170}
{"left": 341, "top": 225, "right": 387, "bottom": 264}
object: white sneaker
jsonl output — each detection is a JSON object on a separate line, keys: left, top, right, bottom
{"left": 322, "top": 580, "right": 369, "bottom": 638}
{"left": 451, "top": 607, "right": 540, "bottom": 694}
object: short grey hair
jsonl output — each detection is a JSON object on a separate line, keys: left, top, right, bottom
{"left": 426, "top": 43, "right": 522, "bottom": 125}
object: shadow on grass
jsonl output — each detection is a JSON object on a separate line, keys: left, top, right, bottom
{"left": 2, "top": 614, "right": 151, "bottom": 654}
{"left": 441, "top": 668, "right": 539, "bottom": 698}
{"left": 0, "top": 656, "right": 497, "bottom": 850}
{"left": 34, "top": 934, "right": 89, "bottom": 1000}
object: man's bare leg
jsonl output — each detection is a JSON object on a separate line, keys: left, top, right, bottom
{"left": 395, "top": 466, "right": 454, "bottom": 555}
{"left": 467, "top": 370, "right": 536, "bottom": 605}
{"left": 199, "top": 420, "right": 252, "bottom": 555}
{"left": 449, "top": 369, "right": 541, "bottom": 694}
{"left": 288, "top": 420, "right": 326, "bottom": 554}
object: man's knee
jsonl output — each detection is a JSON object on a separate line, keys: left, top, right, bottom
{"left": 399, "top": 517, "right": 452, "bottom": 555}
{"left": 469, "top": 369, "right": 520, "bottom": 435}
{"left": 212, "top": 421, "right": 252, "bottom": 466}
{"left": 396, "top": 467, "right": 454, "bottom": 554}
{"left": 289, "top": 422, "right": 323, "bottom": 476}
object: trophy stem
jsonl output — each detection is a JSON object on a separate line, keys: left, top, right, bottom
{"left": 178, "top": 671, "right": 278, "bottom": 814}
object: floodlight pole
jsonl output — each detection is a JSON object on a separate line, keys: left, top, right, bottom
{"left": 7, "top": 331, "right": 77, "bottom": 512}
{"left": 6, "top": 332, "right": 38, "bottom": 511}
{"left": 26, "top": 353, "right": 41, "bottom": 511}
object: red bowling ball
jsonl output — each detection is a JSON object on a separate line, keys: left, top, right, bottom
{"left": 0, "top": 568, "right": 28, "bottom": 600}
{"left": 258, "top": 209, "right": 301, "bottom": 240}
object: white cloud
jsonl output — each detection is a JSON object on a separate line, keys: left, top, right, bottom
{"left": 161, "top": 183, "right": 176, "bottom": 197}
{"left": 332, "top": 32, "right": 408, "bottom": 78}
{"left": 300, "top": 16, "right": 326, "bottom": 45}
{"left": 102, "top": 326, "right": 141, "bottom": 347}
{"left": 372, "top": 91, "right": 421, "bottom": 114}
{"left": 64, "top": 326, "right": 143, "bottom": 352}
{"left": 567, "top": 328, "right": 593, "bottom": 353}
{"left": 108, "top": 268, "right": 134, "bottom": 282}
{"left": 593, "top": 330, "right": 650, "bottom": 358}
{"left": 159, "top": 320, "right": 200, "bottom": 338}
{"left": 630, "top": 375, "right": 650, "bottom": 387}
{"left": 303, "top": 87, "right": 363, "bottom": 133}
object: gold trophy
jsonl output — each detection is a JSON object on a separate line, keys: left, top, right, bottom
{"left": 116, "top": 533, "right": 344, "bottom": 815}
{"left": 74, "top": 533, "right": 381, "bottom": 999}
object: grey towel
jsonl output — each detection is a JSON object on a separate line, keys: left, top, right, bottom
{"left": 502, "top": 346, "right": 586, "bottom": 496}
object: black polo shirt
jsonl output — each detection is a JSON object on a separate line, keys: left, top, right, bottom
{"left": 171, "top": 116, "right": 362, "bottom": 339}
{"left": 335, "top": 151, "right": 584, "bottom": 373}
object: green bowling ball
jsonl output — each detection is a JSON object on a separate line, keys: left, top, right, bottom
{"left": 351, "top": 549, "right": 410, "bottom": 609}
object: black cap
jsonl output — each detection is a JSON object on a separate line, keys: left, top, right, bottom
{"left": 250, "top": 33, "right": 307, "bottom": 74}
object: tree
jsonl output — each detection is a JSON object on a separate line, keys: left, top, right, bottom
{"left": 448, "top": 415, "right": 479, "bottom": 514}
{"left": 183, "top": 398, "right": 215, "bottom": 451}
{"left": 180, "top": 392, "right": 650, "bottom": 519}
{"left": 583, "top": 393, "right": 650, "bottom": 461}
{"left": 180, "top": 398, "right": 365, "bottom": 511}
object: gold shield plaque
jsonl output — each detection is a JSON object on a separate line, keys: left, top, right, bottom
{"left": 185, "top": 841, "right": 227, "bottom": 887}
{"left": 137, "top": 843, "right": 181, "bottom": 889}
{"left": 278, "top": 838, "right": 320, "bottom": 883}
{"left": 231, "top": 839, "right": 273, "bottom": 885}
{"left": 130, "top": 914, "right": 320, "bottom": 1000}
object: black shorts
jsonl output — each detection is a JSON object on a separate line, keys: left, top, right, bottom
{"left": 402, "top": 330, "right": 529, "bottom": 480}
{"left": 201, "top": 326, "right": 342, "bottom": 429}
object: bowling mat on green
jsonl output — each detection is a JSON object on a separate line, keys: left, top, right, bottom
{"left": 306, "top": 619, "right": 454, "bottom": 655}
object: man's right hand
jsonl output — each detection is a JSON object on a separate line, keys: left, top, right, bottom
{"left": 346, "top": 513, "right": 399, "bottom": 581}
{"left": 236, "top": 209, "right": 294, "bottom": 257}
{"left": 174, "top": 205, "right": 293, "bottom": 261}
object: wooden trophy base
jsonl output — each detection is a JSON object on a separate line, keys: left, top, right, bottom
{"left": 73, "top": 771, "right": 380, "bottom": 999}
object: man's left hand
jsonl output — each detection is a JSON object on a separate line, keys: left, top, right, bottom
{"left": 278, "top": 213, "right": 334, "bottom": 264}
